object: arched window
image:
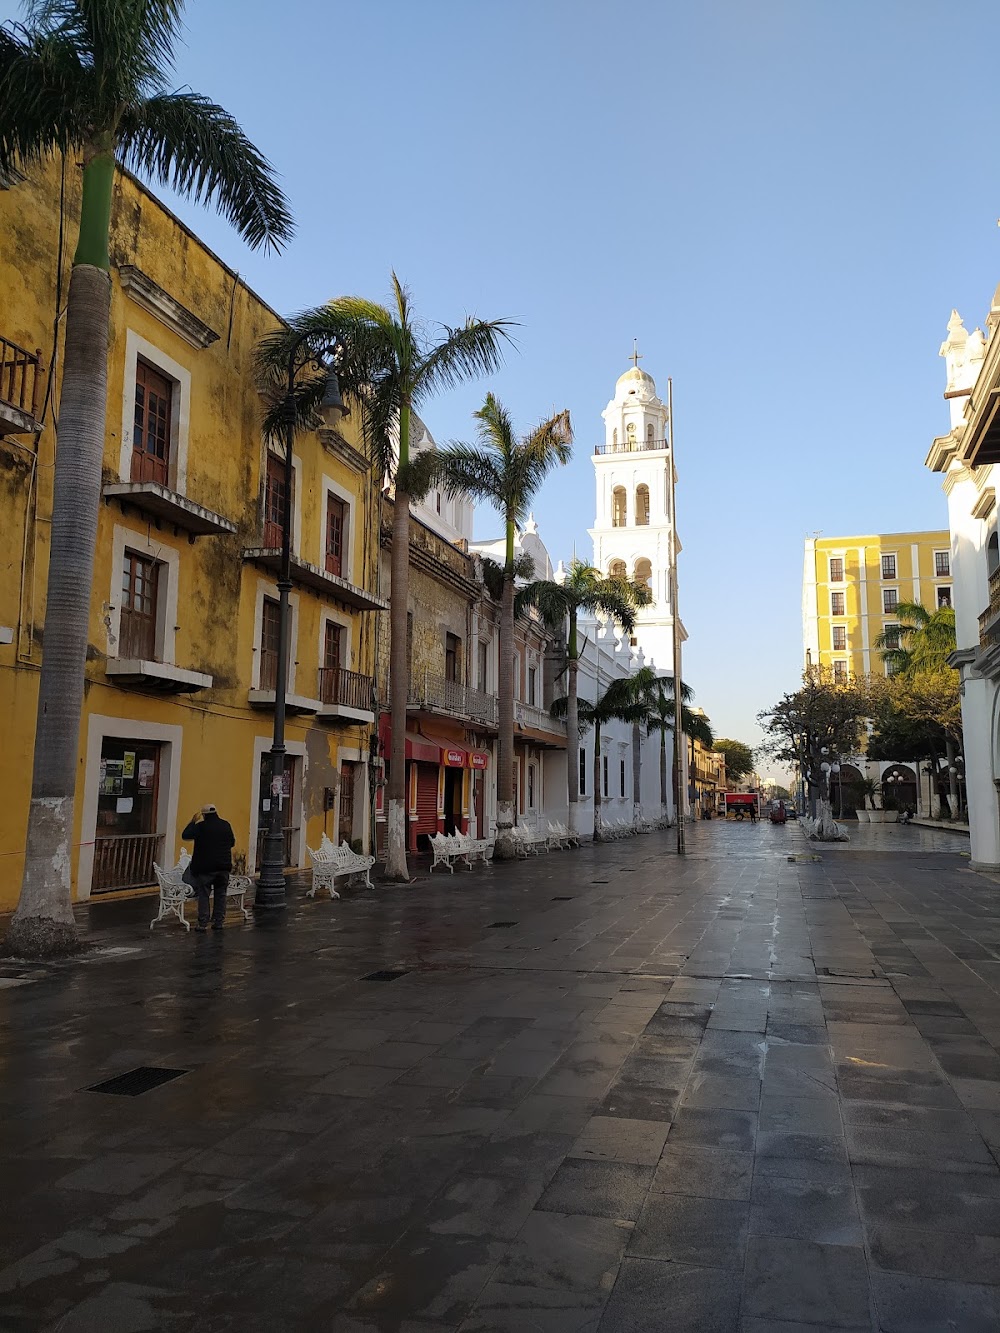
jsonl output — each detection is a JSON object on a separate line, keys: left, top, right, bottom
{"left": 634, "top": 558, "right": 652, "bottom": 593}
{"left": 635, "top": 484, "right": 650, "bottom": 526}
{"left": 609, "top": 559, "right": 626, "bottom": 580}
{"left": 989, "top": 531, "right": 999, "bottom": 575}
{"left": 612, "top": 486, "right": 627, "bottom": 527}
{"left": 646, "top": 423, "right": 654, "bottom": 443}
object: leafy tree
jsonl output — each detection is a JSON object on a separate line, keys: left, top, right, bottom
{"left": 641, "top": 675, "right": 695, "bottom": 822}
{"left": 257, "top": 277, "right": 512, "bottom": 882}
{"left": 1, "top": 0, "right": 294, "bottom": 956}
{"left": 758, "top": 669, "right": 870, "bottom": 838}
{"left": 713, "top": 739, "right": 755, "bottom": 785}
{"left": 874, "top": 603, "right": 957, "bottom": 675}
{"left": 552, "top": 669, "right": 654, "bottom": 839}
{"left": 437, "top": 396, "right": 571, "bottom": 858}
{"left": 518, "top": 561, "right": 646, "bottom": 837}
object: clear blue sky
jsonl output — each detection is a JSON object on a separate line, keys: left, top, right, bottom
{"left": 10, "top": 0, "right": 999, "bottom": 758}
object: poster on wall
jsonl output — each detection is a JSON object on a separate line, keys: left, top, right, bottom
{"left": 137, "top": 758, "right": 156, "bottom": 791}
{"left": 122, "top": 752, "right": 136, "bottom": 778}
{"left": 100, "top": 759, "right": 124, "bottom": 796}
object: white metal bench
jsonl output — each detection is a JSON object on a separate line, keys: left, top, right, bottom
{"left": 546, "top": 821, "right": 578, "bottom": 850}
{"left": 451, "top": 831, "right": 493, "bottom": 865}
{"left": 150, "top": 851, "right": 253, "bottom": 930}
{"left": 429, "top": 832, "right": 473, "bottom": 872}
{"left": 306, "top": 838, "right": 375, "bottom": 898}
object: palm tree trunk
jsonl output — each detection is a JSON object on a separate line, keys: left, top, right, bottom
{"left": 659, "top": 728, "right": 668, "bottom": 821}
{"left": 945, "top": 739, "right": 959, "bottom": 820}
{"left": 566, "top": 609, "right": 580, "bottom": 837}
{"left": 385, "top": 392, "right": 413, "bottom": 881}
{"left": 593, "top": 719, "right": 603, "bottom": 840}
{"left": 494, "top": 529, "right": 516, "bottom": 859}
{"left": 8, "top": 262, "right": 112, "bottom": 956}
{"left": 632, "top": 719, "right": 642, "bottom": 828}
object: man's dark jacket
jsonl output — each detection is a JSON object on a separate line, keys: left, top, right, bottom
{"left": 181, "top": 812, "right": 235, "bottom": 874}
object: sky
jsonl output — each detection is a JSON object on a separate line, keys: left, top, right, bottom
{"left": 7, "top": 0, "right": 999, "bottom": 766}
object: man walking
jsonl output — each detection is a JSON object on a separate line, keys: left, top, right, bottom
{"left": 181, "top": 805, "right": 236, "bottom": 932}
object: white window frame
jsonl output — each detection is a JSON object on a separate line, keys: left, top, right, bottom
{"left": 934, "top": 549, "right": 951, "bottom": 578}
{"left": 880, "top": 552, "right": 897, "bottom": 582}
{"left": 831, "top": 624, "right": 848, "bottom": 652}
{"left": 318, "top": 608, "right": 353, "bottom": 672}
{"left": 830, "top": 590, "right": 846, "bottom": 617}
{"left": 119, "top": 330, "right": 191, "bottom": 492}
{"left": 107, "top": 524, "right": 180, "bottom": 664}
{"left": 828, "top": 555, "right": 845, "bottom": 583}
{"left": 936, "top": 585, "right": 952, "bottom": 609}
{"left": 882, "top": 587, "right": 899, "bottom": 615}
{"left": 320, "top": 473, "right": 355, "bottom": 582}
{"left": 832, "top": 659, "right": 848, "bottom": 683}
{"left": 252, "top": 579, "right": 301, "bottom": 692}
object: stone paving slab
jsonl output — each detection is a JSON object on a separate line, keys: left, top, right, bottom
{"left": 0, "top": 818, "right": 998, "bottom": 1331}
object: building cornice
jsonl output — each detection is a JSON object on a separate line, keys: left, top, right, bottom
{"left": 117, "top": 265, "right": 219, "bottom": 350}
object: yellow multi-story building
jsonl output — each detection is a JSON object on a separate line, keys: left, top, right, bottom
{"left": 802, "top": 531, "right": 952, "bottom": 680}
{"left": 0, "top": 162, "right": 385, "bottom": 912}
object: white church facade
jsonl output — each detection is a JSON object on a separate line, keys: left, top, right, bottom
{"left": 589, "top": 360, "right": 686, "bottom": 674}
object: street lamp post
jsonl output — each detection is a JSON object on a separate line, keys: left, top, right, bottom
{"left": 256, "top": 332, "right": 341, "bottom": 912}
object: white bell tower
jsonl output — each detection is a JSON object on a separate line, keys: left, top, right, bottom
{"left": 588, "top": 350, "right": 686, "bottom": 673}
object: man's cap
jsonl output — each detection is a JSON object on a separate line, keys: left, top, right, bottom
{"left": 201, "top": 804, "right": 217, "bottom": 815}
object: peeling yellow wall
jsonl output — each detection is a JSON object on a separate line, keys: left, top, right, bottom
{"left": 0, "top": 161, "right": 381, "bottom": 908}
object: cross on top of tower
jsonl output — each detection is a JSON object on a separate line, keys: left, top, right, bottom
{"left": 630, "top": 339, "right": 643, "bottom": 368}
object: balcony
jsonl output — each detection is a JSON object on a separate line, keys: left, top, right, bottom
{"left": 0, "top": 337, "right": 43, "bottom": 436}
{"left": 106, "top": 659, "right": 213, "bottom": 694}
{"left": 103, "top": 479, "right": 236, "bottom": 538}
{"left": 515, "top": 700, "right": 568, "bottom": 748}
{"left": 978, "top": 567, "right": 1000, "bottom": 650}
{"left": 241, "top": 546, "right": 387, "bottom": 613}
{"left": 247, "top": 649, "right": 320, "bottom": 715}
{"left": 594, "top": 438, "right": 669, "bottom": 456}
{"left": 316, "top": 666, "right": 376, "bottom": 724}
{"left": 408, "top": 672, "right": 498, "bottom": 728}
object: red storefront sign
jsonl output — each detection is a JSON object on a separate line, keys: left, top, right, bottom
{"left": 441, "top": 747, "right": 466, "bottom": 768}
{"left": 469, "top": 750, "right": 489, "bottom": 770}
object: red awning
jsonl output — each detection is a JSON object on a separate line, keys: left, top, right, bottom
{"left": 380, "top": 717, "right": 489, "bottom": 768}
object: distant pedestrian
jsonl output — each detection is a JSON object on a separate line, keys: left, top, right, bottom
{"left": 181, "top": 805, "right": 235, "bottom": 932}
{"left": 749, "top": 803, "right": 758, "bottom": 823}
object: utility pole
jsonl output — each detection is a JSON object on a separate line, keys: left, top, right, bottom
{"left": 667, "top": 377, "right": 684, "bottom": 855}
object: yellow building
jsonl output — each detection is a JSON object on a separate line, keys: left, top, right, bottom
{"left": 802, "top": 531, "right": 952, "bottom": 679}
{"left": 0, "top": 162, "right": 385, "bottom": 911}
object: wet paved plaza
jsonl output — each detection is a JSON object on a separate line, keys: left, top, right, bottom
{"left": 3, "top": 818, "right": 1000, "bottom": 1332}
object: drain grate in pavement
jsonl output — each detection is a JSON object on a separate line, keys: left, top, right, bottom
{"left": 86, "top": 1066, "right": 187, "bottom": 1097}
{"left": 552, "top": 896, "right": 574, "bottom": 901}
{"left": 591, "top": 880, "right": 609, "bottom": 884}
{"left": 362, "top": 968, "right": 410, "bottom": 982}
{"left": 489, "top": 921, "right": 518, "bottom": 929}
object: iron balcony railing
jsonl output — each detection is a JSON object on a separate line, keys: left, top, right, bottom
{"left": 594, "top": 438, "right": 669, "bottom": 456}
{"left": 408, "top": 671, "right": 498, "bottom": 726}
{"left": 92, "top": 832, "right": 164, "bottom": 892}
{"left": 318, "top": 665, "right": 375, "bottom": 712}
{"left": 978, "top": 567, "right": 1000, "bottom": 648}
{"left": 0, "top": 337, "right": 43, "bottom": 420}
{"left": 514, "top": 700, "right": 567, "bottom": 735}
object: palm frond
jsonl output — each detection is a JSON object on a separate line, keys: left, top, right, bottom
{"left": 119, "top": 90, "right": 293, "bottom": 251}
{"left": 436, "top": 444, "right": 504, "bottom": 505}
{"left": 516, "top": 579, "right": 570, "bottom": 626}
{"left": 396, "top": 447, "right": 439, "bottom": 500}
{"left": 0, "top": 24, "right": 87, "bottom": 171}
{"left": 414, "top": 317, "right": 515, "bottom": 403}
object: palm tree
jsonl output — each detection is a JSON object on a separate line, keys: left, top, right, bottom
{"left": 260, "top": 277, "right": 512, "bottom": 881}
{"left": 643, "top": 676, "right": 696, "bottom": 822}
{"left": 874, "top": 603, "right": 956, "bottom": 675}
{"left": 438, "top": 396, "right": 571, "bottom": 858}
{"left": 517, "top": 561, "right": 645, "bottom": 839}
{"left": 552, "top": 671, "right": 652, "bottom": 840}
{"left": 875, "top": 601, "right": 960, "bottom": 816}
{"left": 1, "top": 0, "right": 293, "bottom": 956}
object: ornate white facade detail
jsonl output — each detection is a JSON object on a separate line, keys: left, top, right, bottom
{"left": 588, "top": 359, "right": 686, "bottom": 673}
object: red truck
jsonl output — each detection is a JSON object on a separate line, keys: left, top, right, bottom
{"left": 721, "top": 792, "right": 760, "bottom": 820}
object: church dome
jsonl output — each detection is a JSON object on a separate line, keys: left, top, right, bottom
{"left": 615, "top": 364, "right": 656, "bottom": 401}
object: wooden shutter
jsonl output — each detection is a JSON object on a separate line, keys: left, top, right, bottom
{"left": 120, "top": 551, "right": 157, "bottom": 659}
{"left": 131, "top": 362, "right": 172, "bottom": 485}
{"left": 325, "top": 496, "right": 346, "bottom": 576}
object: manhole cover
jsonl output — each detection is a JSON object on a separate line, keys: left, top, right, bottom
{"left": 362, "top": 968, "right": 410, "bottom": 982}
{"left": 488, "top": 921, "right": 518, "bottom": 929}
{"left": 86, "top": 1067, "right": 187, "bottom": 1097}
